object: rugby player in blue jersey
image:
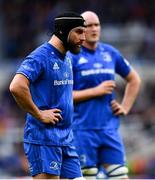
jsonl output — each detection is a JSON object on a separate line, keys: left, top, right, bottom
{"left": 9, "top": 12, "right": 86, "bottom": 179}
{"left": 68, "top": 11, "right": 141, "bottom": 179}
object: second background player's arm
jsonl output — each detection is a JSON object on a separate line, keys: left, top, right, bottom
{"left": 120, "top": 68, "right": 141, "bottom": 114}
{"left": 73, "top": 80, "right": 116, "bottom": 103}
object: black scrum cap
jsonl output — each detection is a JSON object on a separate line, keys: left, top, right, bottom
{"left": 53, "top": 12, "right": 85, "bottom": 48}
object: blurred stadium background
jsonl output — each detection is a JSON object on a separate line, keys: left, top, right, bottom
{"left": 0, "top": 0, "right": 155, "bottom": 179}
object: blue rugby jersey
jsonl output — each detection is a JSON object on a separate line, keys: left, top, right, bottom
{"left": 68, "top": 42, "right": 131, "bottom": 130}
{"left": 17, "top": 42, "right": 74, "bottom": 145}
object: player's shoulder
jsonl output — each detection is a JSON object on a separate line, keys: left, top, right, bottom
{"left": 99, "top": 42, "right": 120, "bottom": 54}
{"left": 27, "top": 42, "right": 51, "bottom": 61}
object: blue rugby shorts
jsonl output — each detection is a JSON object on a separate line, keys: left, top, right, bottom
{"left": 24, "top": 143, "right": 82, "bottom": 178}
{"left": 73, "top": 129, "right": 126, "bottom": 168}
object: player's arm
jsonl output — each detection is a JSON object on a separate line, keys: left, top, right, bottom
{"left": 111, "top": 69, "right": 141, "bottom": 115}
{"left": 9, "top": 74, "right": 62, "bottom": 124}
{"left": 73, "top": 80, "right": 116, "bottom": 103}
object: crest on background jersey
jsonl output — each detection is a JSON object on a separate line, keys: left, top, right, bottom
{"left": 101, "top": 52, "right": 112, "bottom": 62}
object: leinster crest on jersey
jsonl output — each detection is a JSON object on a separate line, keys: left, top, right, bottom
{"left": 101, "top": 52, "right": 112, "bottom": 62}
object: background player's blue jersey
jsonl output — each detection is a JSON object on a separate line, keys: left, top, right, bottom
{"left": 68, "top": 42, "right": 131, "bottom": 130}
{"left": 17, "top": 42, "right": 74, "bottom": 145}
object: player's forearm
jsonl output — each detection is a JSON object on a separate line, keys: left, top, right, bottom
{"left": 73, "top": 88, "right": 97, "bottom": 103}
{"left": 121, "top": 75, "right": 141, "bottom": 114}
{"left": 10, "top": 83, "right": 41, "bottom": 119}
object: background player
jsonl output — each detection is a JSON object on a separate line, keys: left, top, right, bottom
{"left": 68, "top": 11, "right": 141, "bottom": 179}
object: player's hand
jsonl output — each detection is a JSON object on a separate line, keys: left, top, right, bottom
{"left": 93, "top": 80, "right": 116, "bottom": 96}
{"left": 111, "top": 100, "right": 127, "bottom": 116}
{"left": 39, "top": 109, "right": 63, "bottom": 124}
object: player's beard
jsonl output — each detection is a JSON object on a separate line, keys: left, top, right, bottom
{"left": 68, "top": 41, "right": 81, "bottom": 54}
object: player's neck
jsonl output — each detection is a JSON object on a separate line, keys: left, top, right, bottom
{"left": 48, "top": 35, "right": 66, "bottom": 55}
{"left": 83, "top": 41, "right": 98, "bottom": 51}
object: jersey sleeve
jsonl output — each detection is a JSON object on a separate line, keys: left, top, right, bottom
{"left": 16, "top": 56, "right": 45, "bottom": 82}
{"left": 115, "top": 52, "right": 131, "bottom": 78}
